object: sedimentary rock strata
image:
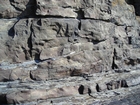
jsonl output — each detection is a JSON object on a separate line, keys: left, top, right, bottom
{"left": 0, "top": 0, "right": 140, "bottom": 104}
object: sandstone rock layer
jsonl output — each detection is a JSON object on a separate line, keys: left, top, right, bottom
{"left": 0, "top": 0, "right": 140, "bottom": 104}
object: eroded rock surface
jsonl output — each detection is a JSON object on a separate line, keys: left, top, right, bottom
{"left": 0, "top": 0, "right": 140, "bottom": 104}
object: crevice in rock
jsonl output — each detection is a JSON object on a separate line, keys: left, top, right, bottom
{"left": 92, "top": 39, "right": 106, "bottom": 44}
{"left": 67, "top": 56, "right": 71, "bottom": 62}
{"left": 37, "top": 19, "right": 42, "bottom": 26}
{"left": 34, "top": 53, "right": 41, "bottom": 60}
{"left": 96, "top": 83, "right": 101, "bottom": 92}
{"left": 112, "top": 48, "right": 119, "bottom": 69}
{"left": 34, "top": 15, "right": 76, "bottom": 19}
{"left": 9, "top": 0, "right": 37, "bottom": 18}
{"left": 2, "top": 79, "right": 9, "bottom": 82}
{"left": 88, "top": 88, "right": 92, "bottom": 96}
{"left": 28, "top": 23, "right": 33, "bottom": 58}
{"left": 120, "top": 80, "right": 128, "bottom": 87}
{"left": 78, "top": 85, "right": 84, "bottom": 94}
{"left": 0, "top": 94, "right": 7, "bottom": 104}
{"left": 78, "top": 20, "right": 81, "bottom": 30}
{"left": 112, "top": 57, "right": 118, "bottom": 69}
{"left": 75, "top": 9, "right": 84, "bottom": 20}
{"left": 65, "top": 24, "right": 69, "bottom": 37}
{"left": 125, "top": 0, "right": 140, "bottom": 16}
{"left": 29, "top": 71, "right": 35, "bottom": 81}
{"left": 128, "top": 36, "right": 132, "bottom": 44}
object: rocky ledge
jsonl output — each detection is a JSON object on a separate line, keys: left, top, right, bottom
{"left": 0, "top": 0, "right": 140, "bottom": 105}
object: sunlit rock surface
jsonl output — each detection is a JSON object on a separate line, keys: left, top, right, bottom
{"left": 0, "top": 0, "right": 140, "bottom": 104}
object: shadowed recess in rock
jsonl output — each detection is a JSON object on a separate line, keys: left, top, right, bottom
{"left": 125, "top": 0, "right": 140, "bottom": 16}
{"left": 96, "top": 83, "right": 101, "bottom": 92}
{"left": 0, "top": 94, "right": 7, "bottom": 104}
{"left": 78, "top": 85, "right": 84, "bottom": 94}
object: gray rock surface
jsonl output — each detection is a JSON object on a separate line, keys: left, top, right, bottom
{"left": 0, "top": 0, "right": 140, "bottom": 104}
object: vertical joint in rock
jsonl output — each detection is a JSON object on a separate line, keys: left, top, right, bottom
{"left": 76, "top": 8, "right": 84, "bottom": 31}
{"left": 78, "top": 85, "right": 84, "bottom": 94}
{"left": 96, "top": 83, "right": 101, "bottom": 92}
{"left": 128, "top": 36, "right": 132, "bottom": 44}
{"left": 112, "top": 48, "right": 118, "bottom": 69}
{"left": 78, "top": 20, "right": 81, "bottom": 30}
{"left": 28, "top": 20, "right": 33, "bottom": 59}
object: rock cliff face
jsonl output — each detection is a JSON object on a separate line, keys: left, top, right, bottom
{"left": 0, "top": 0, "right": 140, "bottom": 104}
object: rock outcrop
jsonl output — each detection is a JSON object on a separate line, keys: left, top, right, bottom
{"left": 0, "top": 0, "right": 140, "bottom": 104}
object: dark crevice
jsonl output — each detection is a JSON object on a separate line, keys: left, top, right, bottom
{"left": 55, "top": 22, "right": 63, "bottom": 36}
{"left": 2, "top": 79, "right": 9, "bottom": 82}
{"left": 125, "top": 0, "right": 140, "bottom": 16}
{"left": 34, "top": 15, "right": 76, "bottom": 19}
{"left": 67, "top": 56, "right": 71, "bottom": 60}
{"left": 88, "top": 88, "right": 92, "bottom": 96}
{"left": 92, "top": 39, "right": 105, "bottom": 45}
{"left": 128, "top": 36, "right": 132, "bottom": 44}
{"left": 78, "top": 20, "right": 81, "bottom": 30}
{"left": 112, "top": 56, "right": 118, "bottom": 69}
{"left": 113, "top": 48, "right": 117, "bottom": 57}
{"left": 120, "top": 80, "right": 128, "bottom": 87}
{"left": 112, "top": 48, "right": 119, "bottom": 69}
{"left": 29, "top": 71, "right": 35, "bottom": 81}
{"left": 75, "top": 9, "right": 84, "bottom": 20}
{"left": 9, "top": 0, "right": 36, "bottom": 19}
{"left": 96, "top": 83, "right": 101, "bottom": 92}
{"left": 65, "top": 24, "right": 69, "bottom": 37}
{"left": 34, "top": 53, "right": 41, "bottom": 60}
{"left": 0, "top": 94, "right": 7, "bottom": 104}
{"left": 28, "top": 23, "right": 33, "bottom": 58}
{"left": 37, "top": 19, "right": 42, "bottom": 26}
{"left": 78, "top": 85, "right": 84, "bottom": 94}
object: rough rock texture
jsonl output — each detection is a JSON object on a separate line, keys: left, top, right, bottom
{"left": 0, "top": 0, "right": 140, "bottom": 104}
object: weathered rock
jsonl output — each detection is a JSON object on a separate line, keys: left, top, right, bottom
{"left": 31, "top": 18, "right": 79, "bottom": 60}
{"left": 84, "top": 2, "right": 111, "bottom": 20}
{"left": 10, "top": 68, "right": 30, "bottom": 81}
{"left": 6, "top": 18, "right": 33, "bottom": 62}
{"left": 0, "top": 0, "right": 140, "bottom": 104}
{"left": 30, "top": 69, "right": 48, "bottom": 81}
{"left": 0, "top": 69, "right": 11, "bottom": 82}
{"left": 80, "top": 19, "right": 114, "bottom": 42}
{"left": 36, "top": 0, "right": 81, "bottom": 18}
{"left": 0, "top": 19, "right": 17, "bottom": 62}
{"left": 6, "top": 89, "right": 47, "bottom": 104}
{"left": 6, "top": 86, "right": 79, "bottom": 104}
{"left": 0, "top": 0, "right": 36, "bottom": 18}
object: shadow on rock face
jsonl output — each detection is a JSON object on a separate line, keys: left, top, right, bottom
{"left": 0, "top": 94, "right": 7, "bottom": 104}
{"left": 125, "top": 0, "right": 140, "bottom": 16}
{"left": 78, "top": 85, "right": 84, "bottom": 94}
